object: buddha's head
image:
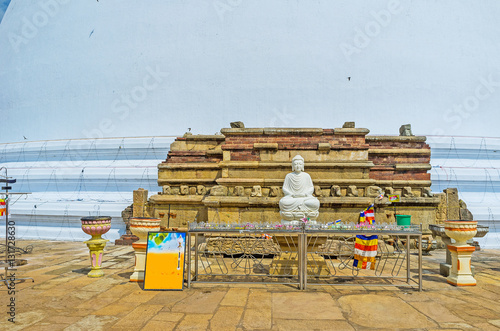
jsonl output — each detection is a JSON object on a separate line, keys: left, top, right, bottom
{"left": 291, "top": 155, "right": 305, "bottom": 173}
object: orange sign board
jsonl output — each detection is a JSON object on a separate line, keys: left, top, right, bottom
{"left": 144, "top": 232, "right": 186, "bottom": 290}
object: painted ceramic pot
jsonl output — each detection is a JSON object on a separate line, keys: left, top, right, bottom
{"left": 129, "top": 217, "right": 161, "bottom": 282}
{"left": 81, "top": 216, "right": 112, "bottom": 278}
{"left": 81, "top": 216, "right": 112, "bottom": 239}
{"left": 129, "top": 217, "right": 161, "bottom": 243}
{"left": 444, "top": 220, "right": 477, "bottom": 246}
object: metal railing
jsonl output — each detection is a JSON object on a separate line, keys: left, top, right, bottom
{"left": 186, "top": 224, "right": 422, "bottom": 291}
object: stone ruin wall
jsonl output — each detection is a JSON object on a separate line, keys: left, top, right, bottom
{"left": 131, "top": 126, "right": 471, "bottom": 231}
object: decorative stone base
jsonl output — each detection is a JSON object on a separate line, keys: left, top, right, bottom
{"left": 130, "top": 271, "right": 145, "bottom": 282}
{"left": 115, "top": 234, "right": 139, "bottom": 246}
{"left": 130, "top": 243, "right": 147, "bottom": 282}
{"left": 447, "top": 245, "right": 476, "bottom": 286}
{"left": 440, "top": 262, "right": 475, "bottom": 277}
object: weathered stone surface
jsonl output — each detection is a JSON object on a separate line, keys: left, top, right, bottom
{"left": 220, "top": 288, "right": 249, "bottom": 307}
{"left": 338, "top": 294, "right": 436, "bottom": 329}
{"left": 347, "top": 185, "right": 358, "bottom": 197}
{"left": 210, "top": 185, "right": 228, "bottom": 196}
{"left": 408, "top": 302, "right": 465, "bottom": 323}
{"left": 331, "top": 185, "right": 341, "bottom": 197}
{"left": 272, "top": 292, "right": 343, "bottom": 320}
{"left": 242, "top": 308, "right": 272, "bottom": 330}
{"left": 175, "top": 314, "right": 211, "bottom": 330}
{"left": 230, "top": 121, "right": 245, "bottom": 128}
{"left": 403, "top": 186, "right": 414, "bottom": 197}
{"left": 197, "top": 185, "right": 206, "bottom": 195}
{"left": 171, "top": 291, "right": 226, "bottom": 314}
{"left": 273, "top": 319, "right": 354, "bottom": 330}
{"left": 269, "top": 186, "right": 280, "bottom": 197}
{"left": 210, "top": 306, "right": 244, "bottom": 330}
{"left": 251, "top": 185, "right": 262, "bottom": 197}
{"left": 399, "top": 124, "right": 414, "bottom": 136}
{"left": 162, "top": 185, "right": 171, "bottom": 194}
{"left": 366, "top": 185, "right": 382, "bottom": 197}
{"left": 445, "top": 188, "right": 460, "bottom": 220}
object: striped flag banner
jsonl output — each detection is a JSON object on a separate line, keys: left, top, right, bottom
{"left": 363, "top": 204, "right": 375, "bottom": 224}
{"left": 0, "top": 199, "right": 5, "bottom": 218}
{"left": 353, "top": 234, "right": 378, "bottom": 270}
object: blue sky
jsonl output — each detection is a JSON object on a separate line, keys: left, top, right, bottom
{"left": 0, "top": 0, "right": 10, "bottom": 23}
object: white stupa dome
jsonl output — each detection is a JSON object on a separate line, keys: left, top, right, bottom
{"left": 1, "top": 1, "right": 500, "bottom": 143}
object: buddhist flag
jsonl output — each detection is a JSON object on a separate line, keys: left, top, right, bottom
{"left": 364, "top": 204, "right": 375, "bottom": 224}
{"left": 0, "top": 199, "right": 5, "bottom": 219}
{"left": 354, "top": 204, "right": 378, "bottom": 269}
{"left": 353, "top": 234, "right": 378, "bottom": 270}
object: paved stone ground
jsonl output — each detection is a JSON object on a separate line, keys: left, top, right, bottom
{"left": 0, "top": 240, "right": 499, "bottom": 330}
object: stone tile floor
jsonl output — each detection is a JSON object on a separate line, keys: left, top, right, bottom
{"left": 0, "top": 240, "right": 499, "bottom": 330}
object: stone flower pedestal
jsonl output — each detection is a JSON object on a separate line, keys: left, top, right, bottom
{"left": 81, "top": 216, "right": 112, "bottom": 278}
{"left": 129, "top": 217, "right": 161, "bottom": 282}
{"left": 444, "top": 220, "right": 477, "bottom": 286}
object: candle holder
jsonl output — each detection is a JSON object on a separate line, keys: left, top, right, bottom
{"left": 81, "top": 216, "right": 112, "bottom": 278}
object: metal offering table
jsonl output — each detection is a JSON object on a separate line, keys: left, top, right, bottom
{"left": 187, "top": 222, "right": 422, "bottom": 291}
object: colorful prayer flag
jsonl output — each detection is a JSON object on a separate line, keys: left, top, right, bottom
{"left": 359, "top": 204, "right": 375, "bottom": 225}
{"left": 0, "top": 199, "right": 5, "bottom": 218}
{"left": 353, "top": 234, "right": 378, "bottom": 270}
{"left": 354, "top": 204, "right": 378, "bottom": 269}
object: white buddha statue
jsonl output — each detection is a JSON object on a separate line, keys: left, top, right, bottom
{"left": 279, "top": 155, "right": 320, "bottom": 224}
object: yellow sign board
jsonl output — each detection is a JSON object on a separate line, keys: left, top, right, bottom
{"left": 144, "top": 232, "right": 186, "bottom": 290}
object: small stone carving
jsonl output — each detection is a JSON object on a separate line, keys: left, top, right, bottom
{"left": 343, "top": 121, "right": 355, "bottom": 128}
{"left": 189, "top": 187, "right": 197, "bottom": 195}
{"left": 269, "top": 186, "right": 280, "bottom": 197}
{"left": 367, "top": 186, "right": 383, "bottom": 198}
{"left": 171, "top": 187, "right": 180, "bottom": 195}
{"left": 330, "top": 185, "right": 341, "bottom": 197}
{"left": 459, "top": 199, "right": 473, "bottom": 220}
{"left": 422, "top": 187, "right": 433, "bottom": 197}
{"left": 251, "top": 185, "right": 262, "bottom": 197}
{"left": 162, "top": 185, "right": 171, "bottom": 195}
{"left": 347, "top": 185, "right": 358, "bottom": 197}
{"left": 399, "top": 124, "right": 414, "bottom": 136}
{"left": 262, "top": 188, "right": 270, "bottom": 197}
{"left": 210, "top": 185, "right": 228, "bottom": 196}
{"left": 279, "top": 155, "right": 320, "bottom": 223}
{"left": 402, "top": 186, "right": 414, "bottom": 197}
{"left": 314, "top": 186, "right": 323, "bottom": 197}
{"left": 384, "top": 187, "right": 394, "bottom": 195}
{"left": 197, "top": 185, "right": 207, "bottom": 195}
{"left": 230, "top": 121, "right": 245, "bottom": 128}
{"left": 234, "top": 186, "right": 245, "bottom": 196}
{"left": 180, "top": 185, "right": 189, "bottom": 195}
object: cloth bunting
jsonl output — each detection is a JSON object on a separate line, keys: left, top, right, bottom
{"left": 353, "top": 234, "right": 378, "bottom": 270}
{"left": 358, "top": 204, "right": 375, "bottom": 224}
{"left": 0, "top": 199, "right": 5, "bottom": 218}
{"left": 354, "top": 204, "right": 378, "bottom": 270}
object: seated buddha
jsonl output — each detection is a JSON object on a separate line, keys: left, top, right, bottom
{"left": 279, "top": 155, "right": 320, "bottom": 224}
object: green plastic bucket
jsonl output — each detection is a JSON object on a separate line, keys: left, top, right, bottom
{"left": 396, "top": 215, "right": 411, "bottom": 227}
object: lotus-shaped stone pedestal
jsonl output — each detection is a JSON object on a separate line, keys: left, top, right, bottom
{"left": 444, "top": 220, "right": 477, "bottom": 286}
{"left": 129, "top": 217, "right": 161, "bottom": 282}
{"left": 81, "top": 216, "right": 112, "bottom": 278}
